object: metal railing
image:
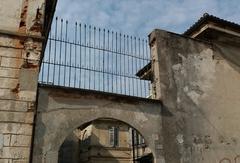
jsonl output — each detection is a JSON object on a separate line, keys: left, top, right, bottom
{"left": 39, "top": 17, "right": 151, "bottom": 98}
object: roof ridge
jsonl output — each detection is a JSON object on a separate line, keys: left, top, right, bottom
{"left": 183, "top": 13, "right": 240, "bottom": 36}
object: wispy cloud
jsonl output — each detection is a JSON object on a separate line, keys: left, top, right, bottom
{"left": 55, "top": 0, "right": 240, "bottom": 37}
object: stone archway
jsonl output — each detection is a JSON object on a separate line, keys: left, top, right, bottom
{"left": 32, "top": 85, "right": 164, "bottom": 163}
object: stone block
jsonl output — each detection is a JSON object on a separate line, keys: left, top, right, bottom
{"left": 0, "top": 159, "right": 11, "bottom": 163}
{"left": 3, "top": 134, "right": 10, "bottom": 146}
{"left": 12, "top": 160, "right": 28, "bottom": 163}
{"left": 0, "top": 133, "right": 3, "bottom": 149}
{"left": 0, "top": 123, "right": 32, "bottom": 135}
{"left": 0, "top": 37, "right": 19, "bottom": 48}
{"left": 19, "top": 68, "right": 38, "bottom": 91}
{"left": 0, "top": 0, "right": 22, "bottom": 32}
{"left": 0, "top": 111, "right": 33, "bottom": 123}
{"left": 0, "top": 88, "right": 16, "bottom": 100}
{"left": 0, "top": 78, "right": 18, "bottom": 89}
{"left": 0, "top": 100, "right": 28, "bottom": 112}
{"left": 0, "top": 47, "right": 22, "bottom": 58}
{"left": 0, "top": 67, "right": 19, "bottom": 78}
{"left": 10, "top": 135, "right": 31, "bottom": 147}
{"left": 0, "top": 57, "right": 23, "bottom": 68}
{"left": 18, "top": 91, "right": 37, "bottom": 102}
{"left": 0, "top": 147, "right": 30, "bottom": 159}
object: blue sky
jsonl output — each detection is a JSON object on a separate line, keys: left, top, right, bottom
{"left": 55, "top": 0, "right": 240, "bottom": 38}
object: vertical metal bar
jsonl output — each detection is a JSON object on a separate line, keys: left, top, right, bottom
{"left": 93, "top": 27, "right": 96, "bottom": 90}
{"left": 64, "top": 20, "right": 68, "bottom": 86}
{"left": 89, "top": 25, "right": 91, "bottom": 89}
{"left": 142, "top": 39, "right": 146, "bottom": 97}
{"left": 69, "top": 44, "right": 72, "bottom": 87}
{"left": 130, "top": 36, "right": 134, "bottom": 96}
{"left": 119, "top": 33, "right": 122, "bottom": 94}
{"left": 103, "top": 29, "right": 105, "bottom": 91}
{"left": 146, "top": 39, "right": 149, "bottom": 97}
{"left": 41, "top": 55, "right": 44, "bottom": 83}
{"left": 58, "top": 19, "right": 63, "bottom": 85}
{"left": 111, "top": 31, "right": 114, "bottom": 92}
{"left": 115, "top": 32, "right": 118, "bottom": 93}
{"left": 134, "top": 37, "right": 138, "bottom": 97}
{"left": 74, "top": 22, "right": 77, "bottom": 88}
{"left": 53, "top": 17, "right": 58, "bottom": 84}
{"left": 79, "top": 23, "right": 82, "bottom": 88}
{"left": 47, "top": 28, "right": 51, "bottom": 83}
{"left": 84, "top": 24, "right": 87, "bottom": 89}
{"left": 138, "top": 38, "right": 142, "bottom": 97}
{"left": 127, "top": 35, "right": 130, "bottom": 95}
{"left": 107, "top": 30, "right": 110, "bottom": 92}
{"left": 98, "top": 28, "right": 101, "bottom": 91}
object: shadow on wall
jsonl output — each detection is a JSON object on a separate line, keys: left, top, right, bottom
{"left": 58, "top": 129, "right": 122, "bottom": 163}
{"left": 58, "top": 133, "right": 80, "bottom": 163}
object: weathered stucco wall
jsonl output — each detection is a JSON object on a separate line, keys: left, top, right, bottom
{"left": 150, "top": 29, "right": 240, "bottom": 163}
{"left": 0, "top": 0, "right": 47, "bottom": 162}
{"left": 33, "top": 85, "right": 164, "bottom": 163}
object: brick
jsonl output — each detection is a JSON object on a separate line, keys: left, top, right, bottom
{"left": 0, "top": 57, "right": 23, "bottom": 68}
{"left": 0, "top": 78, "right": 18, "bottom": 89}
{"left": 12, "top": 160, "right": 28, "bottom": 163}
{"left": 0, "top": 0, "right": 23, "bottom": 32}
{"left": 0, "top": 37, "right": 19, "bottom": 48}
{"left": 3, "top": 134, "right": 10, "bottom": 146}
{"left": 18, "top": 91, "right": 37, "bottom": 102}
{"left": 0, "top": 133, "right": 3, "bottom": 149}
{"left": 0, "top": 111, "right": 34, "bottom": 123}
{"left": 0, "top": 159, "right": 11, "bottom": 163}
{"left": 0, "top": 47, "right": 22, "bottom": 58}
{"left": 0, "top": 67, "right": 19, "bottom": 78}
{"left": 10, "top": 135, "right": 31, "bottom": 147}
{"left": 0, "top": 100, "right": 28, "bottom": 112}
{"left": 0, "top": 88, "right": 16, "bottom": 100}
{"left": 19, "top": 68, "right": 38, "bottom": 91}
{"left": 0, "top": 147, "right": 30, "bottom": 159}
{"left": 0, "top": 123, "right": 32, "bottom": 135}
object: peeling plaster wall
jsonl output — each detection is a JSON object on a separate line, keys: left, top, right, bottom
{"left": 0, "top": 0, "right": 47, "bottom": 162}
{"left": 150, "top": 29, "right": 240, "bottom": 163}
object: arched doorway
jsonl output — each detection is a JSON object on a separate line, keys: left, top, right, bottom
{"left": 58, "top": 118, "right": 154, "bottom": 163}
{"left": 32, "top": 86, "right": 163, "bottom": 163}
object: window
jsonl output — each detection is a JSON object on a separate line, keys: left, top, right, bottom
{"left": 109, "top": 126, "right": 119, "bottom": 147}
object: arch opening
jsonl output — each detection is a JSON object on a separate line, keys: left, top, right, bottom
{"left": 58, "top": 118, "right": 154, "bottom": 163}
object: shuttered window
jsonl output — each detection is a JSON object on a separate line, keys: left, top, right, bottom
{"left": 109, "top": 126, "right": 119, "bottom": 147}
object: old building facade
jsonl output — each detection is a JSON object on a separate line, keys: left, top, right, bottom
{"left": 0, "top": 1, "right": 240, "bottom": 163}
{"left": 60, "top": 119, "right": 133, "bottom": 163}
{"left": 58, "top": 119, "right": 152, "bottom": 163}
